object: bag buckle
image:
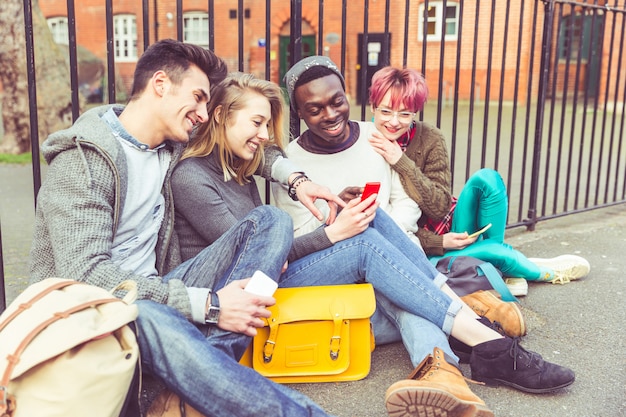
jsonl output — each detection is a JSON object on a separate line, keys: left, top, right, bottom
{"left": 329, "top": 336, "right": 341, "bottom": 360}
{"left": 263, "top": 340, "right": 275, "bottom": 363}
{"left": 0, "top": 386, "right": 13, "bottom": 416}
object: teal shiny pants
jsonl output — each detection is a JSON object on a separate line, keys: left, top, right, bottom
{"left": 431, "top": 168, "right": 545, "bottom": 280}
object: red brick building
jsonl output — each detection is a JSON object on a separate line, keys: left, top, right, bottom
{"left": 38, "top": 0, "right": 625, "bottom": 109}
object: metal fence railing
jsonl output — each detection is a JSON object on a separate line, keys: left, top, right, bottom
{"left": 1, "top": 0, "right": 625, "bottom": 311}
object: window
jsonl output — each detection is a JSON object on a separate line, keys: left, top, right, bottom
{"left": 418, "top": 2, "right": 459, "bottom": 42}
{"left": 183, "top": 12, "right": 209, "bottom": 49}
{"left": 558, "top": 14, "right": 585, "bottom": 61}
{"left": 229, "top": 9, "right": 250, "bottom": 19}
{"left": 114, "top": 14, "right": 137, "bottom": 62}
{"left": 47, "top": 16, "right": 69, "bottom": 45}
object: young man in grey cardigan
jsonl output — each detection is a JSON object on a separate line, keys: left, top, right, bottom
{"left": 29, "top": 39, "right": 340, "bottom": 416}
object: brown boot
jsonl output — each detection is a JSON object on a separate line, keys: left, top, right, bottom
{"left": 385, "top": 348, "right": 493, "bottom": 417}
{"left": 461, "top": 290, "right": 527, "bottom": 337}
{"left": 147, "top": 389, "right": 206, "bottom": 417}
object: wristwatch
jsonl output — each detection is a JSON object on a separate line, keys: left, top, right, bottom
{"left": 204, "top": 290, "right": 220, "bottom": 324}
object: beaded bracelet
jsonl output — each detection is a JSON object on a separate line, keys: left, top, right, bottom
{"left": 288, "top": 173, "right": 311, "bottom": 201}
{"left": 288, "top": 173, "right": 307, "bottom": 188}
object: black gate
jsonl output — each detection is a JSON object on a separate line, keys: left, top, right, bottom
{"left": 1, "top": 0, "right": 625, "bottom": 311}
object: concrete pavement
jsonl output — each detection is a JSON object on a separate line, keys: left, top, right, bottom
{"left": 1, "top": 162, "right": 625, "bottom": 417}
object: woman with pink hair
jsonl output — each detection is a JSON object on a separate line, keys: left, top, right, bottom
{"left": 368, "top": 66, "right": 590, "bottom": 293}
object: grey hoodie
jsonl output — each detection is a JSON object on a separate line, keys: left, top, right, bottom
{"left": 29, "top": 105, "right": 194, "bottom": 318}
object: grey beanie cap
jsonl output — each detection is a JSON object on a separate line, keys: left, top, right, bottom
{"left": 283, "top": 55, "right": 345, "bottom": 111}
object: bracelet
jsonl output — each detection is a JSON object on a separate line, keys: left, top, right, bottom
{"left": 288, "top": 173, "right": 310, "bottom": 201}
{"left": 288, "top": 172, "right": 307, "bottom": 188}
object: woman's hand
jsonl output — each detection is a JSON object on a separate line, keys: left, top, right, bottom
{"left": 214, "top": 279, "right": 276, "bottom": 337}
{"left": 368, "top": 130, "right": 403, "bottom": 165}
{"left": 442, "top": 232, "right": 478, "bottom": 250}
{"left": 324, "top": 194, "right": 379, "bottom": 243}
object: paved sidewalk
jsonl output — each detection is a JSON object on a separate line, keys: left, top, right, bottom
{"left": 1, "top": 163, "right": 625, "bottom": 417}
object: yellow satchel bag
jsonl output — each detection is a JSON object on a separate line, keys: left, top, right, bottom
{"left": 240, "top": 283, "right": 376, "bottom": 383}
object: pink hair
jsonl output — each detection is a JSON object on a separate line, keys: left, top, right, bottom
{"left": 368, "top": 67, "right": 428, "bottom": 112}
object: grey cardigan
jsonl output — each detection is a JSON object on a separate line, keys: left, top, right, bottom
{"left": 30, "top": 105, "right": 193, "bottom": 318}
{"left": 172, "top": 153, "right": 333, "bottom": 264}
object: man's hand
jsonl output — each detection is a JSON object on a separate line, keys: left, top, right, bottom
{"left": 324, "top": 195, "right": 379, "bottom": 243}
{"left": 294, "top": 180, "right": 345, "bottom": 224}
{"left": 214, "top": 279, "right": 276, "bottom": 337}
{"left": 442, "top": 232, "right": 478, "bottom": 250}
{"left": 338, "top": 186, "right": 362, "bottom": 203}
{"left": 368, "top": 130, "right": 403, "bottom": 165}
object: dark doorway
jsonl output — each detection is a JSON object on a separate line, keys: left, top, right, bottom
{"left": 557, "top": 12, "right": 605, "bottom": 97}
{"left": 279, "top": 34, "right": 316, "bottom": 88}
{"left": 356, "top": 33, "right": 391, "bottom": 104}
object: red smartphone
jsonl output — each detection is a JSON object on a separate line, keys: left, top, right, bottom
{"left": 361, "top": 182, "right": 381, "bottom": 207}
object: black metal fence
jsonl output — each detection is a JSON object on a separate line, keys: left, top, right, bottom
{"left": 1, "top": 0, "right": 625, "bottom": 311}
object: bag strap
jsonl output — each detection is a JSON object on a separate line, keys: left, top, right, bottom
{"left": 111, "top": 280, "right": 138, "bottom": 304}
{"left": 262, "top": 320, "right": 279, "bottom": 363}
{"left": 261, "top": 298, "right": 349, "bottom": 363}
{"left": 329, "top": 297, "right": 346, "bottom": 361}
{"left": 476, "top": 262, "right": 518, "bottom": 302}
{"left": 0, "top": 297, "right": 123, "bottom": 414}
{"left": 0, "top": 280, "right": 78, "bottom": 333}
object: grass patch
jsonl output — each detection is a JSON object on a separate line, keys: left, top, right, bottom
{"left": 0, "top": 153, "right": 33, "bottom": 164}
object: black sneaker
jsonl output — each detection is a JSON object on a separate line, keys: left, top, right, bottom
{"left": 449, "top": 317, "right": 505, "bottom": 363}
{"left": 470, "top": 337, "right": 575, "bottom": 393}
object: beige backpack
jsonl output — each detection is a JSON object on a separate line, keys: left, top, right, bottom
{"left": 0, "top": 278, "right": 139, "bottom": 417}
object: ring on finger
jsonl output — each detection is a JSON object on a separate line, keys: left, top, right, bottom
{"left": 363, "top": 212, "right": 368, "bottom": 218}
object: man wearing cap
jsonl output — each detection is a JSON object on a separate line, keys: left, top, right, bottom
{"left": 273, "top": 54, "right": 488, "bottom": 417}
{"left": 279, "top": 57, "right": 423, "bottom": 243}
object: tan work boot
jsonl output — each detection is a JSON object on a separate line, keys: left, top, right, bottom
{"left": 461, "top": 290, "right": 526, "bottom": 337}
{"left": 385, "top": 348, "right": 493, "bottom": 417}
{"left": 147, "top": 389, "right": 206, "bottom": 417}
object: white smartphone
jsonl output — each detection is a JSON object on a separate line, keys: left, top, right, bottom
{"left": 244, "top": 270, "right": 278, "bottom": 297}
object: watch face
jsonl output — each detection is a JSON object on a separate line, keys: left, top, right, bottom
{"left": 288, "top": 188, "right": 298, "bottom": 201}
{"left": 205, "top": 306, "right": 220, "bottom": 324}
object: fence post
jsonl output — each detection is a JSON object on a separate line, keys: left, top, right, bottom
{"left": 527, "top": 0, "right": 555, "bottom": 231}
{"left": 288, "top": 0, "right": 303, "bottom": 140}
{"left": 23, "top": 0, "right": 42, "bottom": 202}
{"left": 0, "top": 0, "right": 44, "bottom": 313}
{"left": 0, "top": 223, "right": 5, "bottom": 313}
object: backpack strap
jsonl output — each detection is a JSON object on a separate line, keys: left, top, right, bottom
{"left": 0, "top": 280, "right": 78, "bottom": 333}
{"left": 476, "top": 262, "right": 518, "bottom": 302}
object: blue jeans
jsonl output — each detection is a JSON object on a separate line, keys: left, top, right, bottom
{"left": 137, "top": 206, "right": 334, "bottom": 417}
{"left": 280, "top": 209, "right": 463, "bottom": 339}
{"left": 371, "top": 293, "right": 459, "bottom": 367}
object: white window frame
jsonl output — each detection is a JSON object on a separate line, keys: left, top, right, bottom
{"left": 114, "top": 14, "right": 138, "bottom": 62}
{"left": 47, "top": 16, "right": 69, "bottom": 45}
{"left": 418, "top": 2, "right": 459, "bottom": 42}
{"left": 183, "top": 11, "right": 210, "bottom": 49}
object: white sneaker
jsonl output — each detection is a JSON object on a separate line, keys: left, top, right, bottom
{"left": 505, "top": 277, "right": 528, "bottom": 296}
{"left": 528, "top": 255, "right": 590, "bottom": 284}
